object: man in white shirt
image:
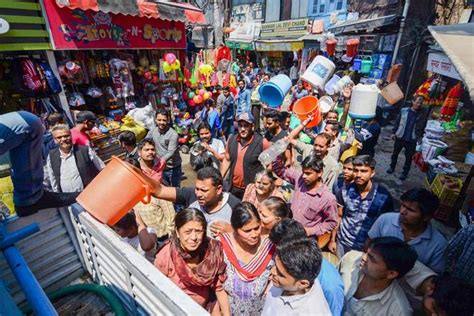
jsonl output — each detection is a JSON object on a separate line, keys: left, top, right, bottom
{"left": 263, "top": 238, "right": 331, "bottom": 315}
{"left": 338, "top": 237, "right": 417, "bottom": 316}
{"left": 46, "top": 124, "right": 104, "bottom": 193}
{"left": 192, "top": 122, "right": 225, "bottom": 170}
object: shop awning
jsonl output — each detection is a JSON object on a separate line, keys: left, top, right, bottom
{"left": 55, "top": 0, "right": 206, "bottom": 23}
{"left": 255, "top": 39, "right": 304, "bottom": 51}
{"left": 428, "top": 23, "right": 474, "bottom": 100}
{"left": 328, "top": 14, "right": 400, "bottom": 34}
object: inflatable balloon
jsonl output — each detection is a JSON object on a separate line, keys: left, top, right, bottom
{"left": 193, "top": 95, "right": 200, "bottom": 103}
{"left": 188, "top": 99, "right": 195, "bottom": 107}
{"left": 163, "top": 62, "right": 172, "bottom": 73}
{"left": 196, "top": 95, "right": 203, "bottom": 103}
{"left": 188, "top": 91, "right": 195, "bottom": 99}
{"left": 144, "top": 71, "right": 152, "bottom": 80}
{"left": 165, "top": 53, "right": 176, "bottom": 64}
{"left": 152, "top": 75, "right": 159, "bottom": 84}
{"left": 198, "top": 89, "right": 205, "bottom": 96}
{"left": 172, "top": 59, "right": 181, "bottom": 70}
{"left": 203, "top": 92, "right": 211, "bottom": 100}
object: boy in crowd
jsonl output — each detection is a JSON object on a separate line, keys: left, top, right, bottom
{"left": 119, "top": 131, "right": 139, "bottom": 160}
{"left": 367, "top": 188, "right": 447, "bottom": 273}
{"left": 262, "top": 238, "right": 331, "bottom": 315}
{"left": 339, "top": 237, "right": 418, "bottom": 316}
{"left": 336, "top": 155, "right": 394, "bottom": 257}
{"left": 112, "top": 211, "right": 158, "bottom": 262}
{"left": 272, "top": 154, "right": 338, "bottom": 238}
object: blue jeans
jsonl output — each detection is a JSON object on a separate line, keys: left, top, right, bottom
{"left": 0, "top": 111, "right": 45, "bottom": 206}
{"left": 162, "top": 165, "right": 182, "bottom": 188}
{"left": 222, "top": 119, "right": 234, "bottom": 139}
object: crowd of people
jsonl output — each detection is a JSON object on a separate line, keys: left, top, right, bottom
{"left": 1, "top": 61, "right": 473, "bottom": 316}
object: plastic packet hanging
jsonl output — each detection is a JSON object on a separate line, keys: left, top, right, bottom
{"left": 68, "top": 92, "right": 86, "bottom": 107}
{"left": 86, "top": 87, "right": 104, "bottom": 98}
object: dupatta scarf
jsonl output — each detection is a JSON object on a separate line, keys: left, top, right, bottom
{"left": 219, "top": 233, "right": 275, "bottom": 282}
{"left": 170, "top": 237, "right": 226, "bottom": 290}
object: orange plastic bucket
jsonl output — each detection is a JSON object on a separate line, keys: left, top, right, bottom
{"left": 76, "top": 156, "right": 155, "bottom": 225}
{"left": 293, "top": 96, "right": 322, "bottom": 128}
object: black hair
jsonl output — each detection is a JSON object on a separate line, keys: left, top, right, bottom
{"left": 400, "top": 188, "right": 440, "bottom": 218}
{"left": 368, "top": 237, "right": 417, "bottom": 278}
{"left": 278, "top": 111, "right": 291, "bottom": 121}
{"left": 325, "top": 121, "right": 340, "bottom": 133}
{"left": 138, "top": 138, "right": 155, "bottom": 151}
{"left": 352, "top": 154, "right": 376, "bottom": 170}
{"left": 174, "top": 207, "right": 207, "bottom": 233}
{"left": 46, "top": 112, "right": 64, "bottom": 127}
{"left": 197, "top": 122, "right": 212, "bottom": 134}
{"left": 343, "top": 156, "right": 354, "bottom": 165}
{"left": 326, "top": 110, "right": 338, "bottom": 117}
{"left": 216, "top": 85, "right": 223, "bottom": 90}
{"left": 124, "top": 157, "right": 140, "bottom": 169}
{"left": 315, "top": 133, "right": 332, "bottom": 146}
{"left": 173, "top": 208, "right": 208, "bottom": 258}
{"left": 262, "top": 197, "right": 291, "bottom": 220}
{"left": 223, "top": 86, "right": 231, "bottom": 92}
{"left": 114, "top": 212, "right": 137, "bottom": 230}
{"left": 196, "top": 167, "right": 223, "bottom": 187}
{"left": 277, "top": 238, "right": 322, "bottom": 286}
{"left": 431, "top": 274, "right": 474, "bottom": 316}
{"left": 191, "top": 154, "right": 214, "bottom": 172}
{"left": 155, "top": 107, "right": 170, "bottom": 120}
{"left": 269, "top": 219, "right": 305, "bottom": 245}
{"left": 264, "top": 110, "right": 280, "bottom": 122}
{"left": 118, "top": 131, "right": 137, "bottom": 147}
{"left": 238, "top": 79, "right": 245, "bottom": 85}
{"left": 301, "top": 154, "right": 325, "bottom": 173}
{"left": 231, "top": 202, "right": 260, "bottom": 230}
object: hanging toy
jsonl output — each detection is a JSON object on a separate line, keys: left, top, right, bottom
{"left": 163, "top": 61, "right": 172, "bottom": 73}
{"left": 165, "top": 53, "right": 177, "bottom": 65}
{"left": 440, "top": 82, "right": 463, "bottom": 121}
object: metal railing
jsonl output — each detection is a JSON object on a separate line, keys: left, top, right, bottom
{"left": 69, "top": 204, "right": 208, "bottom": 316}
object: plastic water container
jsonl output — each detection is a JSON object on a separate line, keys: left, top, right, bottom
{"left": 293, "top": 96, "right": 322, "bottom": 128}
{"left": 380, "top": 82, "right": 404, "bottom": 105}
{"left": 258, "top": 139, "right": 289, "bottom": 167}
{"left": 77, "top": 156, "right": 156, "bottom": 225}
{"left": 333, "top": 76, "right": 353, "bottom": 94}
{"left": 324, "top": 74, "right": 341, "bottom": 95}
{"left": 349, "top": 83, "right": 380, "bottom": 119}
{"left": 361, "top": 56, "right": 372, "bottom": 74}
{"left": 259, "top": 74, "right": 292, "bottom": 108}
{"left": 301, "top": 55, "right": 335, "bottom": 90}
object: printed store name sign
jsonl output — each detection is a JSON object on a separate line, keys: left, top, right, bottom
{"left": 43, "top": 1, "right": 186, "bottom": 50}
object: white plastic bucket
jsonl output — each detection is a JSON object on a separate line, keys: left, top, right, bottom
{"left": 349, "top": 83, "right": 380, "bottom": 119}
{"left": 324, "top": 74, "right": 340, "bottom": 95}
{"left": 301, "top": 55, "right": 335, "bottom": 90}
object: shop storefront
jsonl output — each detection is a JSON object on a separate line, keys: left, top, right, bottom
{"left": 226, "top": 21, "right": 260, "bottom": 65}
{"left": 412, "top": 23, "right": 474, "bottom": 225}
{"left": 40, "top": 0, "right": 201, "bottom": 160}
{"left": 327, "top": 14, "right": 401, "bottom": 83}
{"left": 255, "top": 18, "right": 308, "bottom": 72}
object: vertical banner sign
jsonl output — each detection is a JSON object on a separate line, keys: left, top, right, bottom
{"left": 43, "top": 0, "right": 186, "bottom": 49}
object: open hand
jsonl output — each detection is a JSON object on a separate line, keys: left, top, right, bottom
{"left": 210, "top": 221, "right": 232, "bottom": 237}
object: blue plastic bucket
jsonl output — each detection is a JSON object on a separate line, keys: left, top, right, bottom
{"left": 259, "top": 74, "right": 292, "bottom": 108}
{"left": 353, "top": 57, "right": 362, "bottom": 71}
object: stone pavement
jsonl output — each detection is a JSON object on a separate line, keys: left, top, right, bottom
{"left": 372, "top": 125, "right": 425, "bottom": 209}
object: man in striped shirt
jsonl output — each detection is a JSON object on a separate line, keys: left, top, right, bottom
{"left": 273, "top": 154, "right": 338, "bottom": 237}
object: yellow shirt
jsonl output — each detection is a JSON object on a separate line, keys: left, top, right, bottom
{"left": 133, "top": 197, "right": 175, "bottom": 238}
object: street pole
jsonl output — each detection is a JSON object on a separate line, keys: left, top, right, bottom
{"left": 391, "top": 0, "right": 411, "bottom": 66}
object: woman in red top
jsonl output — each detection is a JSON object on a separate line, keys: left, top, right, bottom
{"left": 155, "top": 208, "right": 230, "bottom": 315}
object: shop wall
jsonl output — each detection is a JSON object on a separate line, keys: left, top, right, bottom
{"left": 0, "top": 0, "right": 51, "bottom": 51}
{"left": 231, "top": 1, "right": 264, "bottom": 23}
{"left": 348, "top": 0, "right": 403, "bottom": 19}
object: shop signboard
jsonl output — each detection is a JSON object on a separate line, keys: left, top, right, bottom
{"left": 427, "top": 52, "right": 461, "bottom": 80}
{"left": 255, "top": 41, "right": 304, "bottom": 52}
{"left": 226, "top": 41, "right": 254, "bottom": 51}
{"left": 43, "top": 0, "right": 186, "bottom": 50}
{"left": 260, "top": 18, "right": 309, "bottom": 39}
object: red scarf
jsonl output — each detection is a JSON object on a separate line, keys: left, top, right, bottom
{"left": 219, "top": 233, "right": 275, "bottom": 282}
